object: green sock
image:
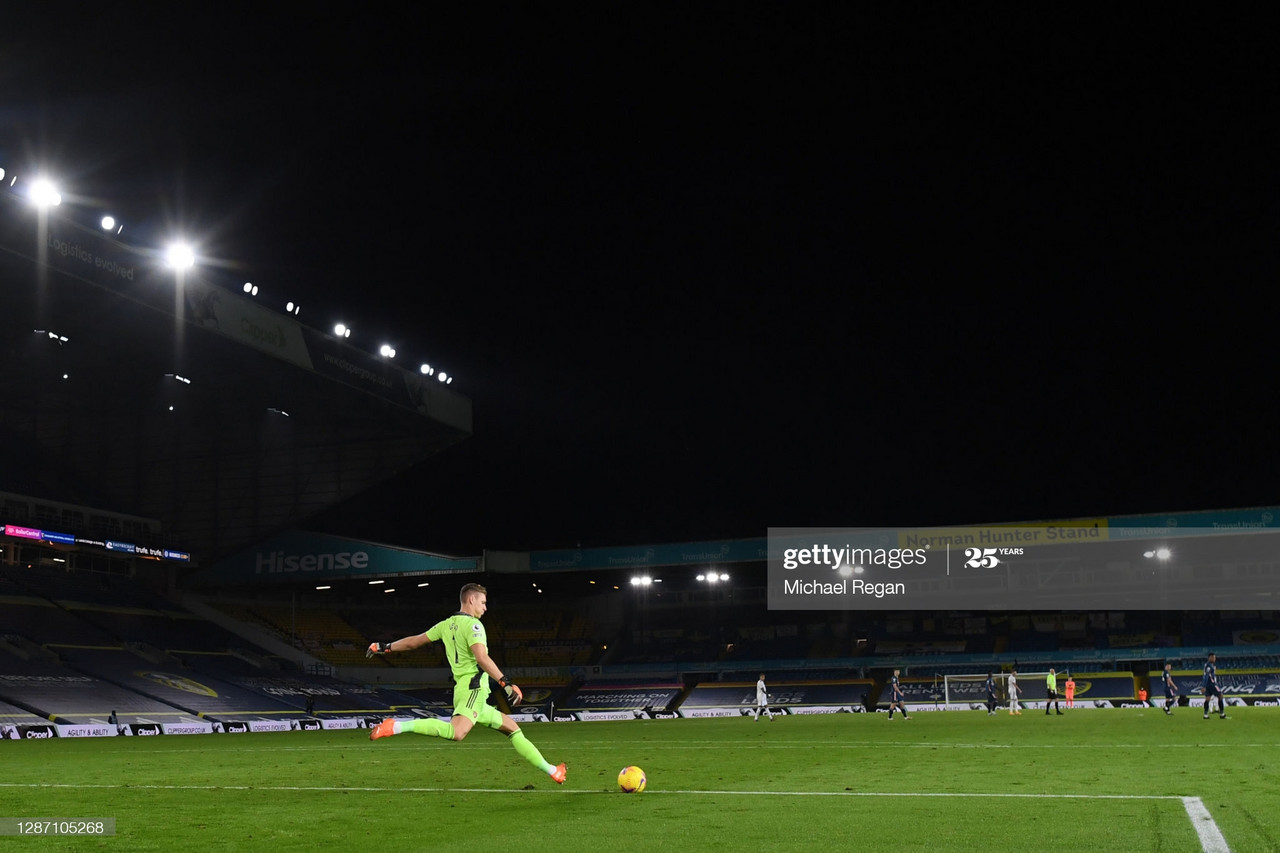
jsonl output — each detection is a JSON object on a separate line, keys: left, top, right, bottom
{"left": 401, "top": 718, "right": 454, "bottom": 740}
{"left": 508, "top": 730, "right": 554, "bottom": 773}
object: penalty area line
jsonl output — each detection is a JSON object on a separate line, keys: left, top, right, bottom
{"left": 1182, "top": 797, "right": 1230, "bottom": 853}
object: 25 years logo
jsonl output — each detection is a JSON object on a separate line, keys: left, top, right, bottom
{"left": 963, "top": 547, "right": 1024, "bottom": 568}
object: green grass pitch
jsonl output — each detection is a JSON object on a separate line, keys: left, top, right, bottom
{"left": 3, "top": 709, "right": 1278, "bottom": 851}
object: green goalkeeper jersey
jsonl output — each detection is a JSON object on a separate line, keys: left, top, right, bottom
{"left": 426, "top": 613, "right": 488, "bottom": 684}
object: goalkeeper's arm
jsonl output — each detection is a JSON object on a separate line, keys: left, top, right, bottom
{"left": 365, "top": 632, "right": 432, "bottom": 658}
{"left": 473, "top": 644, "right": 523, "bottom": 707}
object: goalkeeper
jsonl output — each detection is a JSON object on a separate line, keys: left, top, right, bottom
{"left": 365, "top": 582, "right": 566, "bottom": 784}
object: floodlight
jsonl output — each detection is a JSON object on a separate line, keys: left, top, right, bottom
{"left": 29, "top": 178, "right": 62, "bottom": 207}
{"left": 165, "top": 243, "right": 195, "bottom": 270}
{"left": 379, "top": 344, "right": 396, "bottom": 358}
{"left": 243, "top": 282, "right": 258, "bottom": 296}
{"left": 438, "top": 372, "right": 448, "bottom": 383}
{"left": 101, "top": 216, "right": 116, "bottom": 231}
{"left": 419, "top": 364, "right": 433, "bottom": 375}
{"left": 315, "top": 585, "right": 331, "bottom": 590}
{"left": 334, "top": 323, "right": 351, "bottom": 338}
{"left": 286, "top": 302, "right": 301, "bottom": 315}
{"left": 368, "top": 579, "right": 384, "bottom": 585}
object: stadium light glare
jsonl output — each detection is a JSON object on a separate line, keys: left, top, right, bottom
{"left": 101, "top": 216, "right": 116, "bottom": 231}
{"left": 1144, "top": 547, "right": 1172, "bottom": 560}
{"left": 0, "top": 167, "right": 5, "bottom": 181}
{"left": 29, "top": 178, "right": 62, "bottom": 208}
{"left": 286, "top": 301, "right": 301, "bottom": 315}
{"left": 165, "top": 242, "right": 196, "bottom": 270}
{"left": 383, "top": 588, "right": 395, "bottom": 593}
{"left": 368, "top": 579, "right": 384, "bottom": 584}
{"left": 315, "top": 585, "right": 331, "bottom": 590}
{"left": 242, "top": 282, "right": 258, "bottom": 296}
{"left": 417, "top": 582, "right": 430, "bottom": 587}
{"left": 379, "top": 344, "right": 396, "bottom": 358}
{"left": 438, "top": 372, "right": 448, "bottom": 383}
{"left": 419, "top": 363, "right": 433, "bottom": 375}
{"left": 334, "top": 323, "right": 351, "bottom": 338}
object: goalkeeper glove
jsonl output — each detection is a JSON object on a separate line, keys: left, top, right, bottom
{"left": 365, "top": 641, "right": 392, "bottom": 658}
{"left": 498, "top": 676, "right": 523, "bottom": 707}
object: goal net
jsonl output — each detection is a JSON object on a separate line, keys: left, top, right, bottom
{"left": 940, "top": 672, "right": 1057, "bottom": 707}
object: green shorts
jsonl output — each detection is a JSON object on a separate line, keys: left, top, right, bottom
{"left": 452, "top": 676, "right": 504, "bottom": 729}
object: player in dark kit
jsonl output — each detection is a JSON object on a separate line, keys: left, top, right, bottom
{"left": 1161, "top": 663, "right": 1178, "bottom": 715}
{"left": 1202, "top": 652, "right": 1227, "bottom": 719}
{"left": 886, "top": 669, "right": 910, "bottom": 720}
{"left": 985, "top": 671, "right": 998, "bottom": 716}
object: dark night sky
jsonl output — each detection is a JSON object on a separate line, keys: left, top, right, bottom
{"left": 5, "top": 6, "right": 1278, "bottom": 554}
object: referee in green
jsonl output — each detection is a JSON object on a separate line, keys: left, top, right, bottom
{"left": 1045, "top": 668, "right": 1063, "bottom": 715}
{"left": 366, "top": 582, "right": 566, "bottom": 784}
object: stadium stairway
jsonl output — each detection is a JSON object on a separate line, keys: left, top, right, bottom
{"left": 181, "top": 596, "right": 334, "bottom": 674}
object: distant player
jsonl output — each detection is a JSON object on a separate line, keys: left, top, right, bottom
{"left": 1008, "top": 668, "right": 1021, "bottom": 715}
{"left": 1202, "top": 651, "right": 1227, "bottom": 719}
{"left": 1045, "top": 668, "right": 1063, "bottom": 715}
{"left": 985, "top": 671, "right": 998, "bottom": 716}
{"left": 1161, "top": 662, "right": 1178, "bottom": 715}
{"left": 887, "top": 669, "right": 910, "bottom": 720}
{"left": 1064, "top": 673, "right": 1076, "bottom": 708}
{"left": 365, "top": 583, "right": 566, "bottom": 784}
{"left": 753, "top": 673, "right": 774, "bottom": 721}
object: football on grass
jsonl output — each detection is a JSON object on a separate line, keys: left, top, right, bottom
{"left": 618, "top": 765, "right": 647, "bottom": 793}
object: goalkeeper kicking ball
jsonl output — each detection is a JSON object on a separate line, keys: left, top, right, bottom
{"left": 618, "top": 765, "right": 647, "bottom": 793}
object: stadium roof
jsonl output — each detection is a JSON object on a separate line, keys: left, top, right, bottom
{"left": 0, "top": 189, "right": 472, "bottom": 562}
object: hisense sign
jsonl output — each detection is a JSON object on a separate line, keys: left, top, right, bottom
{"left": 193, "top": 530, "right": 478, "bottom": 585}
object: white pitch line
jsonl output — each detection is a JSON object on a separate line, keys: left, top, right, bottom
{"left": 0, "top": 782, "right": 1233, "bottom": 851}
{"left": 1183, "top": 797, "right": 1231, "bottom": 853}
{"left": 0, "top": 781, "right": 1180, "bottom": 799}
{"left": 100, "top": 740, "right": 1277, "bottom": 755}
